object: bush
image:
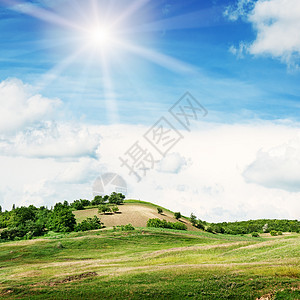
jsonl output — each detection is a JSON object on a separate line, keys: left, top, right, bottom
{"left": 147, "top": 218, "right": 187, "bottom": 230}
{"left": 91, "top": 195, "right": 106, "bottom": 205}
{"left": 172, "top": 222, "right": 187, "bottom": 230}
{"left": 109, "top": 192, "right": 125, "bottom": 205}
{"left": 190, "top": 213, "right": 197, "bottom": 226}
{"left": 111, "top": 205, "right": 119, "bottom": 213}
{"left": 206, "top": 226, "right": 215, "bottom": 233}
{"left": 251, "top": 232, "right": 260, "bottom": 237}
{"left": 277, "top": 231, "right": 283, "bottom": 235}
{"left": 98, "top": 205, "right": 111, "bottom": 214}
{"left": 47, "top": 206, "right": 76, "bottom": 233}
{"left": 72, "top": 200, "right": 84, "bottom": 210}
{"left": 195, "top": 220, "right": 205, "bottom": 230}
{"left": 123, "top": 224, "right": 135, "bottom": 231}
{"left": 157, "top": 207, "right": 163, "bottom": 214}
{"left": 270, "top": 230, "right": 278, "bottom": 236}
{"left": 174, "top": 212, "right": 181, "bottom": 220}
{"left": 75, "top": 216, "right": 103, "bottom": 232}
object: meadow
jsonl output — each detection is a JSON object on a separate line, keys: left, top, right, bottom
{"left": 0, "top": 226, "right": 299, "bottom": 299}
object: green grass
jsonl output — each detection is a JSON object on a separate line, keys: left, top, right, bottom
{"left": 0, "top": 228, "right": 299, "bottom": 299}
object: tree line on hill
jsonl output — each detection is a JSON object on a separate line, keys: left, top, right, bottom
{"left": 189, "top": 213, "right": 300, "bottom": 235}
{"left": 0, "top": 196, "right": 299, "bottom": 241}
{"left": 0, "top": 193, "right": 125, "bottom": 241}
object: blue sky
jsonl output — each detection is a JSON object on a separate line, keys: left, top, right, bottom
{"left": 0, "top": 0, "right": 300, "bottom": 220}
{"left": 0, "top": 0, "right": 299, "bottom": 124}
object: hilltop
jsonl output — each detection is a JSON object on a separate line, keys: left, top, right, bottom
{"left": 73, "top": 200, "right": 197, "bottom": 231}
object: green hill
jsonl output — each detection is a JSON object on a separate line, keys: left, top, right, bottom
{"left": 73, "top": 200, "right": 196, "bottom": 230}
{"left": 0, "top": 200, "right": 299, "bottom": 299}
{"left": 0, "top": 227, "right": 299, "bottom": 299}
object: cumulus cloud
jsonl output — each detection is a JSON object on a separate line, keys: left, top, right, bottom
{"left": 0, "top": 121, "right": 101, "bottom": 159}
{"left": 227, "top": 0, "right": 300, "bottom": 67}
{"left": 0, "top": 78, "right": 61, "bottom": 134}
{"left": 243, "top": 137, "right": 300, "bottom": 192}
{"left": 158, "top": 152, "right": 188, "bottom": 173}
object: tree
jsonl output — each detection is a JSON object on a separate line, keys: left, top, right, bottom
{"left": 109, "top": 192, "right": 125, "bottom": 205}
{"left": 190, "top": 213, "right": 197, "bottom": 226}
{"left": 98, "top": 205, "right": 111, "bottom": 214}
{"left": 80, "top": 199, "right": 90, "bottom": 207}
{"left": 12, "top": 204, "right": 16, "bottom": 210}
{"left": 9, "top": 206, "right": 36, "bottom": 227}
{"left": 75, "top": 216, "right": 103, "bottom": 231}
{"left": 195, "top": 220, "right": 205, "bottom": 230}
{"left": 157, "top": 207, "right": 163, "bottom": 214}
{"left": 111, "top": 205, "right": 119, "bottom": 213}
{"left": 48, "top": 204, "right": 76, "bottom": 232}
{"left": 91, "top": 195, "right": 106, "bottom": 205}
{"left": 174, "top": 212, "right": 181, "bottom": 220}
{"left": 0, "top": 205, "right": 2, "bottom": 213}
{"left": 72, "top": 200, "right": 84, "bottom": 210}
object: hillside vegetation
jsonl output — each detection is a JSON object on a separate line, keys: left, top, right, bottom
{"left": 0, "top": 227, "right": 299, "bottom": 299}
{"left": 0, "top": 197, "right": 299, "bottom": 299}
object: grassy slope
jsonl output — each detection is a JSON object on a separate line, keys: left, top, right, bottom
{"left": 73, "top": 200, "right": 195, "bottom": 230}
{"left": 0, "top": 227, "right": 299, "bottom": 299}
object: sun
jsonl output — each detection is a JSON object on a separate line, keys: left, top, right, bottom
{"left": 86, "top": 25, "right": 115, "bottom": 50}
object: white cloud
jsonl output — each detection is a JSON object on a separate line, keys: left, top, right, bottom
{"left": 0, "top": 121, "right": 299, "bottom": 222}
{"left": 0, "top": 78, "right": 61, "bottom": 134}
{"left": 229, "top": 41, "right": 249, "bottom": 58}
{"left": 158, "top": 152, "right": 188, "bottom": 173}
{"left": 227, "top": 0, "right": 300, "bottom": 67}
{"left": 224, "top": 0, "right": 255, "bottom": 21}
{"left": 0, "top": 121, "right": 101, "bottom": 159}
{"left": 244, "top": 136, "right": 300, "bottom": 191}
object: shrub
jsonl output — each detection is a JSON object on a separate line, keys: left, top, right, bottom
{"left": 47, "top": 205, "right": 76, "bottom": 233}
{"left": 251, "top": 232, "right": 259, "bottom": 237}
{"left": 190, "top": 213, "right": 197, "bottom": 226}
{"left": 206, "top": 226, "right": 215, "bottom": 233}
{"left": 109, "top": 192, "right": 125, "bottom": 205}
{"left": 157, "top": 207, "right": 163, "bottom": 214}
{"left": 174, "top": 212, "right": 181, "bottom": 220}
{"left": 75, "top": 216, "right": 103, "bottom": 232}
{"left": 270, "top": 230, "right": 278, "bottom": 236}
{"left": 91, "top": 195, "right": 106, "bottom": 205}
{"left": 147, "top": 218, "right": 187, "bottom": 230}
{"left": 172, "top": 222, "right": 187, "bottom": 230}
{"left": 195, "top": 220, "right": 205, "bottom": 230}
{"left": 98, "top": 205, "right": 111, "bottom": 214}
{"left": 72, "top": 200, "right": 84, "bottom": 210}
{"left": 111, "top": 205, "right": 119, "bottom": 213}
{"left": 277, "top": 231, "right": 283, "bottom": 235}
{"left": 123, "top": 224, "right": 135, "bottom": 231}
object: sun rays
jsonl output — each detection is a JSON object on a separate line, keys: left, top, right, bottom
{"left": 0, "top": 0, "right": 202, "bottom": 124}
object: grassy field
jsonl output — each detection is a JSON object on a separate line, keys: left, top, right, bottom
{"left": 0, "top": 226, "right": 299, "bottom": 299}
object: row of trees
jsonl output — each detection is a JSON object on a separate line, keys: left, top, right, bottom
{"left": 72, "top": 193, "right": 125, "bottom": 210}
{"left": 0, "top": 193, "right": 126, "bottom": 241}
{"left": 189, "top": 213, "right": 300, "bottom": 234}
